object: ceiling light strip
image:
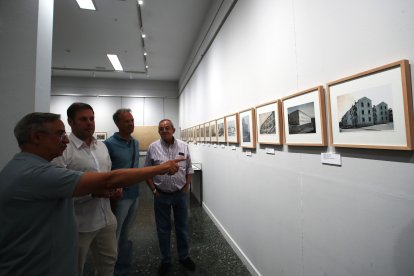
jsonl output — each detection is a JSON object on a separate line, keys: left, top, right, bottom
{"left": 75, "top": 0, "right": 96, "bottom": 10}
{"left": 107, "top": 54, "right": 124, "bottom": 71}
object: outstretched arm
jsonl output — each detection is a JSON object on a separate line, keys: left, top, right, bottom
{"left": 73, "top": 158, "right": 182, "bottom": 197}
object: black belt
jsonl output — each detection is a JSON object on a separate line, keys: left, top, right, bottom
{"left": 156, "top": 189, "right": 180, "bottom": 195}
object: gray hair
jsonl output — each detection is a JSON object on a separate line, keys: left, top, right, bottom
{"left": 14, "top": 112, "right": 61, "bottom": 147}
{"left": 159, "top": 119, "right": 174, "bottom": 129}
{"left": 113, "top": 108, "right": 132, "bottom": 125}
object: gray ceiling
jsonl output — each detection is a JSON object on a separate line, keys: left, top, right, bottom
{"left": 52, "top": 0, "right": 213, "bottom": 81}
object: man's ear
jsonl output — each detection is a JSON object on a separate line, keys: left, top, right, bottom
{"left": 31, "top": 131, "right": 43, "bottom": 145}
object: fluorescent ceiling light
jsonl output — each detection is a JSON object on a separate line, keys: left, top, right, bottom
{"left": 107, "top": 54, "right": 124, "bottom": 71}
{"left": 76, "top": 0, "right": 96, "bottom": 10}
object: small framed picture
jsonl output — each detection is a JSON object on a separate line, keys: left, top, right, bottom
{"left": 238, "top": 108, "right": 256, "bottom": 149}
{"left": 255, "top": 100, "right": 282, "bottom": 145}
{"left": 216, "top": 118, "right": 226, "bottom": 143}
{"left": 210, "top": 120, "right": 218, "bottom": 143}
{"left": 195, "top": 125, "right": 200, "bottom": 143}
{"left": 327, "top": 60, "right": 413, "bottom": 150}
{"left": 204, "top": 122, "right": 210, "bottom": 142}
{"left": 225, "top": 113, "right": 239, "bottom": 144}
{"left": 95, "top": 132, "right": 107, "bottom": 141}
{"left": 200, "top": 124, "right": 205, "bottom": 143}
{"left": 282, "top": 86, "right": 327, "bottom": 146}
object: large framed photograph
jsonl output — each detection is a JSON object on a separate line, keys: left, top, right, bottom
{"left": 239, "top": 108, "right": 256, "bottom": 149}
{"left": 210, "top": 120, "right": 218, "bottom": 143}
{"left": 255, "top": 100, "right": 282, "bottom": 145}
{"left": 282, "top": 86, "right": 327, "bottom": 146}
{"left": 327, "top": 60, "right": 413, "bottom": 150}
{"left": 225, "top": 113, "right": 239, "bottom": 144}
{"left": 216, "top": 118, "right": 226, "bottom": 143}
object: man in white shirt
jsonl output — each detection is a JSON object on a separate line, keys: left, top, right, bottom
{"left": 53, "top": 102, "right": 120, "bottom": 276}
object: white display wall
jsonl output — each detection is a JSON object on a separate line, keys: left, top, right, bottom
{"left": 179, "top": 0, "right": 414, "bottom": 275}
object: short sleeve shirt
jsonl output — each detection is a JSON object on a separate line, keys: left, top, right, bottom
{"left": 144, "top": 138, "right": 194, "bottom": 192}
{"left": 104, "top": 133, "right": 140, "bottom": 199}
{"left": 0, "top": 152, "right": 82, "bottom": 276}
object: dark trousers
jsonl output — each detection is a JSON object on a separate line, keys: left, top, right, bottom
{"left": 154, "top": 191, "right": 189, "bottom": 263}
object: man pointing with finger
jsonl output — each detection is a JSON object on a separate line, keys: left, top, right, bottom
{"left": 145, "top": 119, "right": 195, "bottom": 276}
{"left": 0, "top": 112, "right": 181, "bottom": 276}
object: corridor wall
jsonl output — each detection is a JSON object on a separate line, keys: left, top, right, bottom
{"left": 179, "top": 0, "right": 414, "bottom": 275}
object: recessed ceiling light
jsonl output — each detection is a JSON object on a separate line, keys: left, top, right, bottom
{"left": 144, "top": 52, "right": 147, "bottom": 56}
{"left": 107, "top": 54, "right": 124, "bottom": 71}
{"left": 141, "top": 33, "right": 146, "bottom": 38}
{"left": 145, "top": 65, "right": 149, "bottom": 69}
{"left": 75, "top": 0, "right": 96, "bottom": 10}
{"left": 138, "top": 0, "right": 144, "bottom": 5}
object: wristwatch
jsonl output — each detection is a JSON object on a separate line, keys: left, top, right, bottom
{"left": 152, "top": 188, "right": 157, "bottom": 195}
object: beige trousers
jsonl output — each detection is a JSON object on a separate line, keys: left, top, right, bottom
{"left": 77, "top": 223, "right": 118, "bottom": 276}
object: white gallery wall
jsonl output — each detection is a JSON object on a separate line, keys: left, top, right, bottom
{"left": 50, "top": 77, "right": 179, "bottom": 139}
{"left": 179, "top": 0, "right": 414, "bottom": 276}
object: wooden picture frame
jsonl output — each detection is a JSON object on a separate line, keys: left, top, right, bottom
{"left": 95, "top": 132, "right": 107, "bottom": 141}
{"left": 327, "top": 60, "right": 413, "bottom": 150}
{"left": 200, "top": 124, "right": 205, "bottom": 143}
{"left": 282, "top": 86, "right": 327, "bottom": 146}
{"left": 255, "top": 100, "right": 282, "bottom": 145}
{"left": 239, "top": 108, "right": 256, "bottom": 149}
{"left": 204, "top": 122, "right": 211, "bottom": 143}
{"left": 225, "top": 113, "right": 239, "bottom": 144}
{"left": 216, "top": 118, "right": 226, "bottom": 143}
{"left": 195, "top": 125, "right": 200, "bottom": 143}
{"left": 210, "top": 120, "right": 218, "bottom": 143}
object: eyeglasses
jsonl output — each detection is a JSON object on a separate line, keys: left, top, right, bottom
{"left": 58, "top": 132, "right": 69, "bottom": 141}
{"left": 39, "top": 130, "right": 68, "bottom": 141}
{"left": 159, "top": 126, "right": 172, "bottom": 132}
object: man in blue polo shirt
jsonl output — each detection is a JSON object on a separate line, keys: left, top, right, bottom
{"left": 0, "top": 112, "right": 181, "bottom": 276}
{"left": 104, "top": 108, "right": 140, "bottom": 276}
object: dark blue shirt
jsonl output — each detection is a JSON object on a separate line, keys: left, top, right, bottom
{"left": 104, "top": 133, "right": 140, "bottom": 199}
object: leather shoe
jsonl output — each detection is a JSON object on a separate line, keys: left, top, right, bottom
{"left": 179, "top": 257, "right": 196, "bottom": 271}
{"left": 158, "top": 262, "right": 171, "bottom": 276}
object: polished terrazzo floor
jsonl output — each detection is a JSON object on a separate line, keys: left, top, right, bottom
{"left": 84, "top": 184, "right": 251, "bottom": 275}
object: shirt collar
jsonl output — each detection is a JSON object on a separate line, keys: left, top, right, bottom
{"left": 69, "top": 133, "right": 97, "bottom": 149}
{"left": 114, "top": 132, "right": 133, "bottom": 143}
{"left": 160, "top": 136, "right": 175, "bottom": 147}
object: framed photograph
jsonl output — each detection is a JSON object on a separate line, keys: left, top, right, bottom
{"left": 225, "top": 113, "right": 239, "bottom": 144}
{"left": 194, "top": 125, "right": 199, "bottom": 142}
{"left": 255, "top": 100, "right": 282, "bottom": 145}
{"left": 210, "top": 120, "right": 218, "bottom": 143}
{"left": 216, "top": 118, "right": 226, "bottom": 143}
{"left": 204, "top": 122, "right": 211, "bottom": 142}
{"left": 189, "top": 127, "right": 193, "bottom": 142}
{"left": 282, "top": 86, "right": 327, "bottom": 146}
{"left": 327, "top": 60, "right": 413, "bottom": 150}
{"left": 200, "top": 124, "right": 205, "bottom": 142}
{"left": 95, "top": 132, "right": 107, "bottom": 141}
{"left": 239, "top": 108, "right": 256, "bottom": 149}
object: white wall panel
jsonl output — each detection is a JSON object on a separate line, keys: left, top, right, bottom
{"left": 180, "top": 0, "right": 414, "bottom": 275}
